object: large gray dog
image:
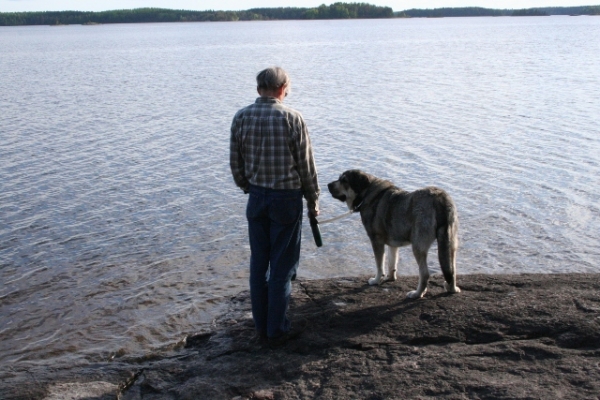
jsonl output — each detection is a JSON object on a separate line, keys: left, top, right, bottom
{"left": 327, "top": 169, "right": 460, "bottom": 299}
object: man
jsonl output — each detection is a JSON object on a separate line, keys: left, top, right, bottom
{"left": 230, "top": 67, "right": 320, "bottom": 344}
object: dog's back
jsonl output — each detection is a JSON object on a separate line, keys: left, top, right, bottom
{"left": 367, "top": 185, "right": 457, "bottom": 247}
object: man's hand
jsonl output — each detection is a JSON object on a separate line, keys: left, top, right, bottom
{"left": 307, "top": 208, "right": 320, "bottom": 219}
{"left": 307, "top": 200, "right": 320, "bottom": 219}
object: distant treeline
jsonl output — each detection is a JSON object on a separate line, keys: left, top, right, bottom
{"left": 0, "top": 3, "right": 392, "bottom": 26}
{"left": 397, "top": 6, "right": 600, "bottom": 18}
{"left": 1, "top": 3, "right": 599, "bottom": 26}
{"left": 248, "top": 3, "right": 393, "bottom": 19}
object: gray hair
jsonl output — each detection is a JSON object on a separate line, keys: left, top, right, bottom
{"left": 256, "top": 67, "right": 291, "bottom": 92}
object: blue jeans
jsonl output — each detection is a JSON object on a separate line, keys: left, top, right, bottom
{"left": 246, "top": 185, "right": 303, "bottom": 338}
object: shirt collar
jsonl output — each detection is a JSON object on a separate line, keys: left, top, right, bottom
{"left": 255, "top": 96, "right": 281, "bottom": 104}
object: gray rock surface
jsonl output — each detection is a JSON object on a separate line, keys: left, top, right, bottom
{"left": 2, "top": 274, "right": 600, "bottom": 399}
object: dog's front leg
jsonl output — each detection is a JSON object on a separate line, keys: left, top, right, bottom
{"left": 368, "top": 241, "right": 386, "bottom": 285}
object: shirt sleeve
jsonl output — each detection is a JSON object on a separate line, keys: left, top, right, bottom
{"left": 293, "top": 115, "right": 320, "bottom": 210}
{"left": 230, "top": 115, "right": 249, "bottom": 192}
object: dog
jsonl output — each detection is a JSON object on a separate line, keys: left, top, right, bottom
{"left": 328, "top": 169, "right": 460, "bottom": 299}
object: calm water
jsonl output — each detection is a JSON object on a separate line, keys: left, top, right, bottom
{"left": 1, "top": 17, "right": 599, "bottom": 375}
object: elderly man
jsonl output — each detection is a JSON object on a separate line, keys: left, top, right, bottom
{"left": 230, "top": 67, "right": 320, "bottom": 345}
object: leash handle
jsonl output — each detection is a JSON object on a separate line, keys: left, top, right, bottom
{"left": 309, "top": 214, "right": 323, "bottom": 247}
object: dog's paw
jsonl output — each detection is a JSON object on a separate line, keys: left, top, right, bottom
{"left": 406, "top": 288, "right": 426, "bottom": 299}
{"left": 368, "top": 276, "right": 382, "bottom": 285}
{"left": 388, "top": 272, "right": 397, "bottom": 282}
{"left": 444, "top": 282, "right": 461, "bottom": 293}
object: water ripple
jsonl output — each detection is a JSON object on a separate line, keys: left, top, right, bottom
{"left": 1, "top": 17, "right": 599, "bottom": 371}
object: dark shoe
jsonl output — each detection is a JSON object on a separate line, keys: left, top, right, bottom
{"left": 267, "top": 319, "right": 307, "bottom": 348}
{"left": 251, "top": 331, "right": 268, "bottom": 345}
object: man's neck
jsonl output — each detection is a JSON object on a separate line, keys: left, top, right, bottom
{"left": 257, "top": 87, "right": 286, "bottom": 102}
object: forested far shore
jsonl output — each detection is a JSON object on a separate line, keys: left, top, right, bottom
{"left": 1, "top": 3, "right": 599, "bottom": 26}
{"left": 0, "top": 3, "right": 392, "bottom": 26}
{"left": 396, "top": 5, "right": 600, "bottom": 17}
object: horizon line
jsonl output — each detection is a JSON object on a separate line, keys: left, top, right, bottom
{"left": 1, "top": 4, "right": 598, "bottom": 14}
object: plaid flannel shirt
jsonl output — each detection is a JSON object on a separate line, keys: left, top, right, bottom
{"left": 230, "top": 97, "right": 320, "bottom": 210}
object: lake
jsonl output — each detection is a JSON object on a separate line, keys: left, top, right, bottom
{"left": 1, "top": 16, "right": 599, "bottom": 375}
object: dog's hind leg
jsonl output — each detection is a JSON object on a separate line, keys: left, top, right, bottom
{"left": 368, "top": 241, "right": 386, "bottom": 285}
{"left": 407, "top": 246, "right": 430, "bottom": 299}
{"left": 437, "top": 225, "right": 461, "bottom": 294}
{"left": 387, "top": 246, "right": 399, "bottom": 282}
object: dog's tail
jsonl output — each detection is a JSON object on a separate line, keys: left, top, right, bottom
{"left": 437, "top": 198, "right": 459, "bottom": 292}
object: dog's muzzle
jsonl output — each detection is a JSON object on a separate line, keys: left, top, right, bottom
{"left": 328, "top": 181, "right": 346, "bottom": 202}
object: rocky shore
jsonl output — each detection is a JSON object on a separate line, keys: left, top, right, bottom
{"left": 3, "top": 273, "right": 600, "bottom": 400}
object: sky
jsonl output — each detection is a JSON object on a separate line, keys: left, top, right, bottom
{"left": 0, "top": 0, "right": 594, "bottom": 13}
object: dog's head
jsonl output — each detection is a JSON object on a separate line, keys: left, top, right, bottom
{"left": 327, "top": 169, "right": 373, "bottom": 210}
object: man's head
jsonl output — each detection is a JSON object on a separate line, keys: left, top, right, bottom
{"left": 256, "top": 67, "right": 290, "bottom": 100}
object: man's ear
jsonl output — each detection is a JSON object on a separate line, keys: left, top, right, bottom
{"left": 276, "top": 85, "right": 286, "bottom": 99}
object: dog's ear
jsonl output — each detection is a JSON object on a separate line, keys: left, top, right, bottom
{"left": 347, "top": 170, "right": 371, "bottom": 194}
